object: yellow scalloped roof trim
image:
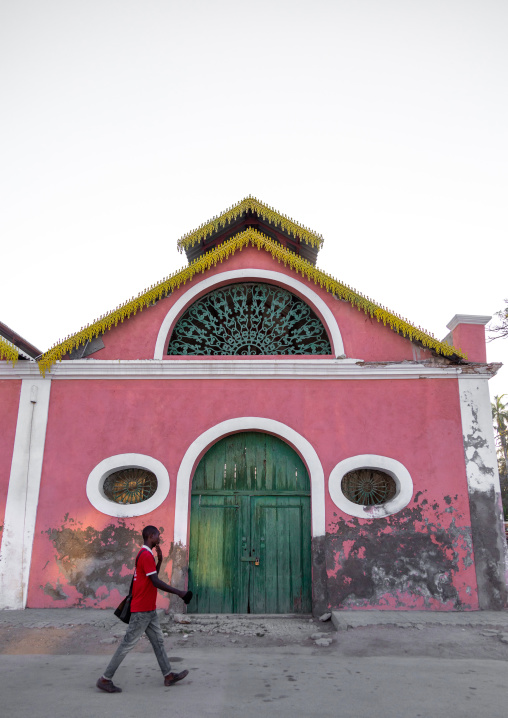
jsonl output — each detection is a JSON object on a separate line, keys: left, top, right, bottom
{"left": 176, "top": 196, "right": 323, "bottom": 251}
{"left": 37, "top": 228, "right": 466, "bottom": 375}
{"left": 0, "top": 337, "right": 19, "bottom": 366}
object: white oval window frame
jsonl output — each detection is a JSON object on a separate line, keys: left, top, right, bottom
{"left": 328, "top": 454, "right": 413, "bottom": 519}
{"left": 86, "top": 453, "right": 170, "bottom": 518}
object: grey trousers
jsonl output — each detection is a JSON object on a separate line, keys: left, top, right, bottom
{"left": 103, "top": 610, "right": 171, "bottom": 679}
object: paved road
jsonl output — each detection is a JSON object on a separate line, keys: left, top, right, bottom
{"left": 1, "top": 610, "right": 507, "bottom": 717}
{"left": 2, "top": 648, "right": 507, "bottom": 718}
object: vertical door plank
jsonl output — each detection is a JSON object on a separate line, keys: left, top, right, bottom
{"left": 300, "top": 496, "right": 312, "bottom": 613}
{"left": 237, "top": 495, "right": 251, "bottom": 613}
{"left": 287, "top": 502, "right": 303, "bottom": 613}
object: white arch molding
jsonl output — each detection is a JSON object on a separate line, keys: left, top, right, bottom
{"left": 86, "top": 453, "right": 170, "bottom": 518}
{"left": 154, "top": 268, "right": 345, "bottom": 359}
{"left": 174, "top": 418, "right": 326, "bottom": 545}
{"left": 328, "top": 454, "right": 414, "bottom": 519}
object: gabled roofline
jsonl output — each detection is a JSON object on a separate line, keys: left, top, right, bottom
{"left": 36, "top": 228, "right": 466, "bottom": 375}
{"left": 0, "top": 337, "right": 19, "bottom": 366}
{"left": 176, "top": 196, "right": 324, "bottom": 252}
{"left": 0, "top": 321, "right": 42, "bottom": 360}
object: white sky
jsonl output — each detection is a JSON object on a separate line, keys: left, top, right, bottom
{"left": 1, "top": 1, "right": 507, "bottom": 397}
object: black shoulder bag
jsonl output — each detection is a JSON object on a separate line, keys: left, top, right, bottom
{"left": 114, "top": 550, "right": 143, "bottom": 624}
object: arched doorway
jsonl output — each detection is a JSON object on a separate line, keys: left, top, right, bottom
{"left": 187, "top": 432, "right": 312, "bottom": 614}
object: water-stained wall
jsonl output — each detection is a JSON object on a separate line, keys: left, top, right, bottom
{"left": 326, "top": 491, "right": 477, "bottom": 610}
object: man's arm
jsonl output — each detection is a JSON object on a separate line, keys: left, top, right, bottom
{"left": 149, "top": 573, "right": 192, "bottom": 602}
{"left": 149, "top": 574, "right": 184, "bottom": 596}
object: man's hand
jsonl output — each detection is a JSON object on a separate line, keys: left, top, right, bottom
{"left": 154, "top": 545, "right": 162, "bottom": 563}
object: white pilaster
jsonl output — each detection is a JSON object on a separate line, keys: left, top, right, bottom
{"left": 459, "top": 377, "right": 503, "bottom": 495}
{"left": 0, "top": 378, "right": 51, "bottom": 609}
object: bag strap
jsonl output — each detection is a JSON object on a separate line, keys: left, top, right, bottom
{"left": 127, "top": 549, "right": 146, "bottom": 597}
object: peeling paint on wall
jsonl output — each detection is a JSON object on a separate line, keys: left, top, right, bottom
{"left": 327, "top": 492, "right": 477, "bottom": 610}
{"left": 41, "top": 515, "right": 167, "bottom": 607}
{"left": 311, "top": 534, "right": 328, "bottom": 616}
{"left": 460, "top": 383, "right": 497, "bottom": 492}
{"left": 168, "top": 540, "right": 189, "bottom": 612}
{"left": 43, "top": 579, "right": 68, "bottom": 601}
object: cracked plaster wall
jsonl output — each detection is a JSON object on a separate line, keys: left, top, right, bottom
{"left": 458, "top": 377, "right": 508, "bottom": 609}
{"left": 325, "top": 491, "right": 478, "bottom": 610}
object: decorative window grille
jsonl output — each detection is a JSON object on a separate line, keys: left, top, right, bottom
{"left": 167, "top": 282, "right": 332, "bottom": 355}
{"left": 341, "top": 469, "right": 397, "bottom": 506}
{"left": 103, "top": 468, "right": 158, "bottom": 505}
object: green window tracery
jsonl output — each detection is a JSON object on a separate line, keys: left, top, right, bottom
{"left": 167, "top": 282, "right": 332, "bottom": 355}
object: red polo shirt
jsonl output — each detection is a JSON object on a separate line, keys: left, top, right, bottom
{"left": 131, "top": 546, "right": 158, "bottom": 612}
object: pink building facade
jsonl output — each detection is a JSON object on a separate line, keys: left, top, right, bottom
{"left": 1, "top": 198, "right": 506, "bottom": 614}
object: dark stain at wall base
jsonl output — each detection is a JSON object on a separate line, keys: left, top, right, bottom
{"left": 44, "top": 516, "right": 160, "bottom": 606}
{"left": 468, "top": 488, "right": 508, "bottom": 610}
{"left": 43, "top": 580, "right": 68, "bottom": 601}
{"left": 311, "top": 535, "right": 328, "bottom": 616}
{"left": 168, "top": 541, "right": 189, "bottom": 613}
{"left": 326, "top": 493, "right": 474, "bottom": 610}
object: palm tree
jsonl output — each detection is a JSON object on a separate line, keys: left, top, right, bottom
{"left": 492, "top": 394, "right": 508, "bottom": 467}
{"left": 492, "top": 395, "right": 508, "bottom": 519}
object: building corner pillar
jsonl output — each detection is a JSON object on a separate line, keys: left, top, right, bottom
{"left": 458, "top": 376, "right": 508, "bottom": 610}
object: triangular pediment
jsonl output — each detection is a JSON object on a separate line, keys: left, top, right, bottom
{"left": 36, "top": 225, "right": 466, "bottom": 374}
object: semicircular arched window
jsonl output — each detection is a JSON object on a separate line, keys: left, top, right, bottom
{"left": 167, "top": 282, "right": 332, "bottom": 355}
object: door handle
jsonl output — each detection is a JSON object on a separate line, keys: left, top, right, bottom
{"left": 241, "top": 557, "right": 260, "bottom": 563}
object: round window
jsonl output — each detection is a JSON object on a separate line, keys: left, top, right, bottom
{"left": 329, "top": 455, "right": 414, "bottom": 519}
{"left": 103, "top": 468, "right": 158, "bottom": 505}
{"left": 341, "top": 469, "right": 397, "bottom": 506}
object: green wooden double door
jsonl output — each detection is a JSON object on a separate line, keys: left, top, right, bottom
{"left": 188, "top": 432, "right": 312, "bottom": 614}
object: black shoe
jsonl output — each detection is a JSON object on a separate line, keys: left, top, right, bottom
{"left": 96, "top": 677, "right": 122, "bottom": 693}
{"left": 164, "top": 669, "right": 189, "bottom": 687}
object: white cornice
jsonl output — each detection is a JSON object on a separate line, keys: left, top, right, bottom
{"left": 446, "top": 314, "right": 491, "bottom": 331}
{"left": 0, "top": 359, "right": 485, "bottom": 380}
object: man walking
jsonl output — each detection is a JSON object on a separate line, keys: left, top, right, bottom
{"left": 96, "top": 525, "right": 193, "bottom": 693}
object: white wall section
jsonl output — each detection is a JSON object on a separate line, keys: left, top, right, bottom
{"left": 0, "top": 378, "right": 51, "bottom": 609}
{"left": 174, "top": 417, "right": 326, "bottom": 545}
{"left": 154, "top": 268, "right": 345, "bottom": 358}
